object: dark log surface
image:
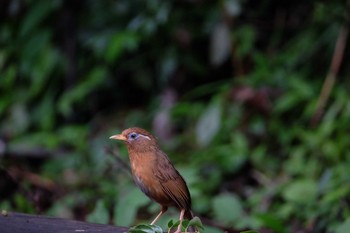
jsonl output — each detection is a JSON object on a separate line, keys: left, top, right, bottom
{"left": 0, "top": 212, "right": 128, "bottom": 233}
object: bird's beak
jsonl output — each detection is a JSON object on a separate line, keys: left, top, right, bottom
{"left": 109, "top": 134, "right": 127, "bottom": 141}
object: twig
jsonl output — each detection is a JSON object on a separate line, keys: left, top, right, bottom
{"left": 104, "top": 146, "right": 132, "bottom": 177}
{"left": 311, "top": 26, "right": 349, "bottom": 126}
{"left": 8, "top": 167, "right": 57, "bottom": 192}
{"left": 0, "top": 140, "right": 59, "bottom": 159}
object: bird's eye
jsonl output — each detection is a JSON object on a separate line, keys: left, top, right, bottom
{"left": 129, "top": 132, "right": 139, "bottom": 140}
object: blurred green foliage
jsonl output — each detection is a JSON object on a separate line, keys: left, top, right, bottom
{"left": 1, "top": 0, "right": 350, "bottom": 232}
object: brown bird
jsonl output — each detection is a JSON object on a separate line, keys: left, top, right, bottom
{"left": 110, "top": 127, "right": 194, "bottom": 233}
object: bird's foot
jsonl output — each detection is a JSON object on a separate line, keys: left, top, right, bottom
{"left": 173, "top": 225, "right": 181, "bottom": 233}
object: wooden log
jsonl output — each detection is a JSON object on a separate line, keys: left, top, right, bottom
{"left": 0, "top": 212, "right": 128, "bottom": 233}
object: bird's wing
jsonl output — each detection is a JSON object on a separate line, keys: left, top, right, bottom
{"left": 153, "top": 150, "right": 192, "bottom": 210}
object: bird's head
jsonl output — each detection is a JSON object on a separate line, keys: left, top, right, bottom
{"left": 109, "top": 127, "right": 158, "bottom": 152}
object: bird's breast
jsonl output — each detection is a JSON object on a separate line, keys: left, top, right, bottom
{"left": 133, "top": 175, "right": 151, "bottom": 196}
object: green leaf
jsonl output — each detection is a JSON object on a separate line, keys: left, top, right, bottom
{"left": 31, "top": 93, "right": 55, "bottom": 130}
{"left": 321, "top": 186, "right": 350, "bottom": 204}
{"left": 14, "top": 193, "right": 34, "bottom": 213}
{"left": 188, "top": 216, "right": 204, "bottom": 230}
{"left": 20, "top": 30, "right": 51, "bottom": 75}
{"left": 87, "top": 199, "right": 109, "bottom": 224}
{"left": 334, "top": 218, "right": 350, "bottom": 233}
{"left": 256, "top": 213, "right": 286, "bottom": 233}
{"left": 235, "top": 25, "right": 256, "bottom": 58}
{"left": 167, "top": 219, "right": 174, "bottom": 229}
{"left": 58, "top": 67, "right": 107, "bottom": 116}
{"left": 196, "top": 100, "right": 222, "bottom": 147}
{"left": 128, "top": 224, "right": 163, "bottom": 233}
{"left": 114, "top": 187, "right": 149, "bottom": 226}
{"left": 212, "top": 193, "right": 243, "bottom": 225}
{"left": 171, "top": 220, "right": 180, "bottom": 228}
{"left": 282, "top": 179, "right": 317, "bottom": 204}
{"left": 20, "top": 1, "right": 55, "bottom": 36}
{"left": 105, "top": 31, "right": 139, "bottom": 62}
{"left": 201, "top": 226, "right": 224, "bottom": 233}
{"left": 1, "top": 65, "right": 16, "bottom": 90}
{"left": 181, "top": 219, "right": 190, "bottom": 229}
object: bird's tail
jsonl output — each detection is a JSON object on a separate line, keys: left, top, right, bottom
{"left": 184, "top": 210, "right": 194, "bottom": 220}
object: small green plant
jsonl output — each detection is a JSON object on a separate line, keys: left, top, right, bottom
{"left": 167, "top": 216, "right": 204, "bottom": 233}
{"left": 128, "top": 217, "right": 204, "bottom": 233}
{"left": 128, "top": 224, "right": 163, "bottom": 233}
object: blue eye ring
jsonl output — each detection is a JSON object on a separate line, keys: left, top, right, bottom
{"left": 129, "top": 132, "right": 138, "bottom": 140}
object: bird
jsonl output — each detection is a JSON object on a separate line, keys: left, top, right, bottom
{"left": 109, "top": 127, "right": 194, "bottom": 233}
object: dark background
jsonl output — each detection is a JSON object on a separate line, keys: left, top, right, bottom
{"left": 0, "top": 0, "right": 349, "bottom": 232}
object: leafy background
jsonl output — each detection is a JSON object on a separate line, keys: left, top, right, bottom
{"left": 1, "top": 0, "right": 349, "bottom": 232}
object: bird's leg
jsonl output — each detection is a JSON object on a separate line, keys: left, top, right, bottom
{"left": 151, "top": 206, "right": 168, "bottom": 225}
{"left": 174, "top": 209, "right": 185, "bottom": 233}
